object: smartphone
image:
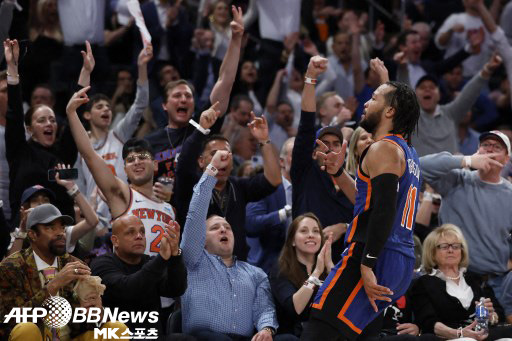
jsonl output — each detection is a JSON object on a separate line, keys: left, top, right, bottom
{"left": 48, "top": 168, "right": 78, "bottom": 181}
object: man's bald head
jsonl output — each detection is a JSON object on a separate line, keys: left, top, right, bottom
{"left": 111, "top": 215, "right": 146, "bottom": 262}
{"left": 112, "top": 215, "right": 142, "bottom": 235}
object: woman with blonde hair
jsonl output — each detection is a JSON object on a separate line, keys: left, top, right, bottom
{"left": 411, "top": 224, "right": 512, "bottom": 340}
{"left": 270, "top": 213, "right": 333, "bottom": 337}
{"left": 345, "top": 127, "right": 373, "bottom": 177}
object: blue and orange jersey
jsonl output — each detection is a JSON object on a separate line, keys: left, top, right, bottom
{"left": 344, "top": 134, "right": 421, "bottom": 259}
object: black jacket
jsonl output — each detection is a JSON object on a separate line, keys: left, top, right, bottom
{"left": 410, "top": 272, "right": 509, "bottom": 338}
{"left": 90, "top": 252, "right": 187, "bottom": 333}
{"left": 6, "top": 83, "right": 77, "bottom": 220}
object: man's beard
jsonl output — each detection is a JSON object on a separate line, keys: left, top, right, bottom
{"left": 359, "top": 110, "right": 382, "bottom": 135}
{"left": 49, "top": 238, "right": 66, "bottom": 256}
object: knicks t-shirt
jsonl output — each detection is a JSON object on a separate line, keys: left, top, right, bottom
{"left": 121, "top": 188, "right": 176, "bottom": 256}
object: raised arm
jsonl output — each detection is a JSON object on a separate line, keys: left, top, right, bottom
{"left": 113, "top": 45, "right": 152, "bottom": 142}
{"left": 248, "top": 113, "right": 282, "bottom": 187}
{"left": 210, "top": 6, "right": 244, "bottom": 115}
{"left": 77, "top": 41, "right": 95, "bottom": 88}
{"left": 443, "top": 54, "right": 500, "bottom": 123}
{"left": 65, "top": 88, "right": 130, "bottom": 218}
{"left": 54, "top": 164, "right": 99, "bottom": 249}
{"left": 180, "top": 150, "right": 230, "bottom": 268}
{"left": 4, "top": 39, "right": 27, "bottom": 165}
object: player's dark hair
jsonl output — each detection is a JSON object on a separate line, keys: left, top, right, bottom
{"left": 122, "top": 138, "right": 154, "bottom": 160}
{"left": 384, "top": 81, "right": 420, "bottom": 144}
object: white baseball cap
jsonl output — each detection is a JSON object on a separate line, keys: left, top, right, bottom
{"left": 479, "top": 130, "right": 511, "bottom": 155}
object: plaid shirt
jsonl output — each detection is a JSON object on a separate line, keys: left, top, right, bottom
{"left": 180, "top": 173, "right": 278, "bottom": 337}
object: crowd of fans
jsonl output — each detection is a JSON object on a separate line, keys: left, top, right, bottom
{"left": 0, "top": 0, "right": 512, "bottom": 340}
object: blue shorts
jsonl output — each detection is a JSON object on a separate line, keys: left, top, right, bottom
{"left": 310, "top": 242, "right": 415, "bottom": 340}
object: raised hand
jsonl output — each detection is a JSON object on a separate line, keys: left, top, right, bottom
{"left": 230, "top": 5, "right": 244, "bottom": 38}
{"left": 81, "top": 41, "right": 95, "bottom": 74}
{"left": 66, "top": 86, "right": 91, "bottom": 114}
{"left": 360, "top": 264, "right": 393, "bottom": 312}
{"left": 55, "top": 164, "right": 75, "bottom": 191}
{"left": 306, "top": 55, "right": 328, "bottom": 78}
{"left": 312, "top": 240, "right": 327, "bottom": 278}
{"left": 3, "top": 39, "right": 19, "bottom": 69}
{"left": 316, "top": 139, "right": 347, "bottom": 175}
{"left": 137, "top": 43, "right": 153, "bottom": 66}
{"left": 210, "top": 150, "right": 232, "bottom": 171}
{"left": 370, "top": 57, "right": 390, "bottom": 84}
{"left": 248, "top": 112, "right": 269, "bottom": 142}
{"left": 484, "top": 52, "right": 502, "bottom": 73}
{"left": 200, "top": 101, "right": 221, "bottom": 129}
{"left": 19, "top": 207, "right": 33, "bottom": 232}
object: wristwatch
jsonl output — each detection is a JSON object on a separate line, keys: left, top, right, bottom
{"left": 262, "top": 327, "right": 276, "bottom": 336}
{"left": 206, "top": 164, "right": 218, "bottom": 176}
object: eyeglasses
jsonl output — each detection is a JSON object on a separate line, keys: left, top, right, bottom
{"left": 480, "top": 142, "right": 504, "bottom": 153}
{"left": 436, "top": 243, "right": 463, "bottom": 251}
{"left": 125, "top": 152, "right": 152, "bottom": 163}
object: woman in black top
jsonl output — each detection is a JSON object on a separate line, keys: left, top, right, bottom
{"left": 4, "top": 39, "right": 76, "bottom": 220}
{"left": 410, "top": 224, "right": 512, "bottom": 340}
{"left": 270, "top": 213, "right": 333, "bottom": 337}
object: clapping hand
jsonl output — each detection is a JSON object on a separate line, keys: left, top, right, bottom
{"left": 159, "top": 222, "right": 181, "bottom": 260}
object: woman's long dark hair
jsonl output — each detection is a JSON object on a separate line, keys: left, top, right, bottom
{"left": 278, "top": 213, "right": 325, "bottom": 288}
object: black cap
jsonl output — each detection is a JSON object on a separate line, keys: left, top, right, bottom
{"left": 315, "top": 126, "right": 343, "bottom": 145}
{"left": 415, "top": 74, "right": 439, "bottom": 88}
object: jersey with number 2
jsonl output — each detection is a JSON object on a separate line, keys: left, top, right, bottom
{"left": 124, "top": 188, "right": 175, "bottom": 256}
{"left": 344, "top": 134, "right": 421, "bottom": 259}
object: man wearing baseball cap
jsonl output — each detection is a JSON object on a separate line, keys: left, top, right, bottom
{"left": 0, "top": 204, "right": 90, "bottom": 339}
{"left": 291, "top": 60, "right": 354, "bottom": 262}
{"left": 421, "top": 130, "right": 512, "bottom": 323}
{"left": 411, "top": 51, "right": 502, "bottom": 157}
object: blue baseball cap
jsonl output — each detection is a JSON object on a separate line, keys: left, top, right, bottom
{"left": 21, "top": 185, "right": 55, "bottom": 205}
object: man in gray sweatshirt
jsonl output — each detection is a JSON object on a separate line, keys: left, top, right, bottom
{"left": 421, "top": 130, "right": 512, "bottom": 323}
{"left": 411, "top": 54, "right": 501, "bottom": 157}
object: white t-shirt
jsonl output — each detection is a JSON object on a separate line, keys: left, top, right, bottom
{"left": 120, "top": 188, "right": 176, "bottom": 256}
{"left": 435, "top": 13, "right": 492, "bottom": 77}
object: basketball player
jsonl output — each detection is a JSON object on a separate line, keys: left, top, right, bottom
{"left": 300, "top": 56, "right": 421, "bottom": 340}
{"left": 65, "top": 87, "right": 190, "bottom": 256}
